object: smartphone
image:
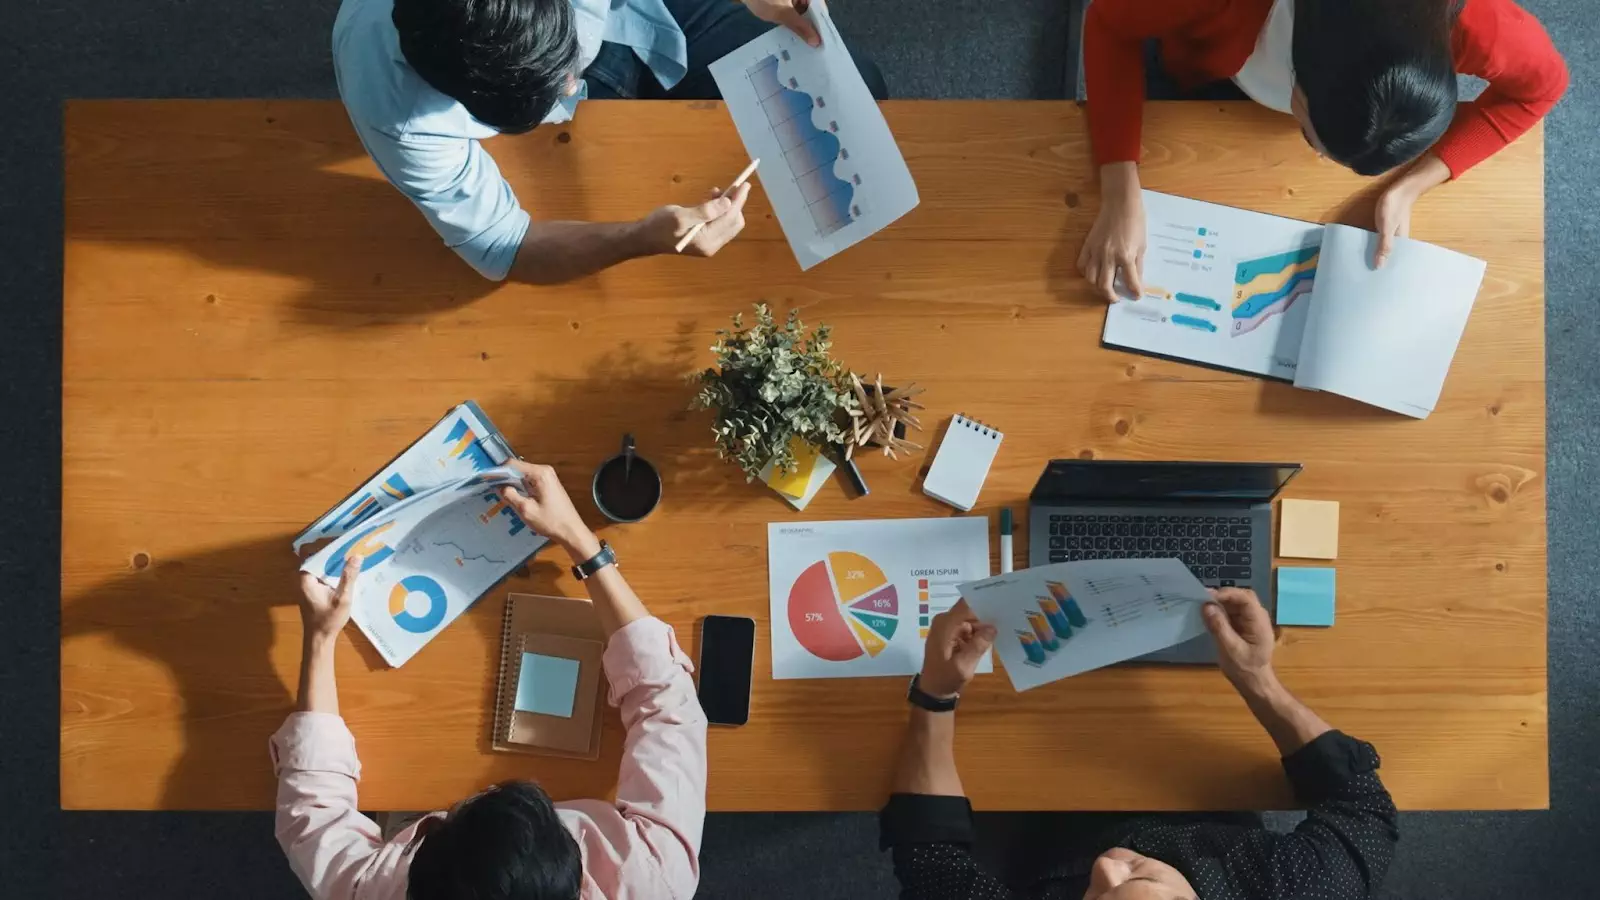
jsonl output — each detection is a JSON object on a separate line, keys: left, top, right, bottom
{"left": 697, "top": 615, "right": 755, "bottom": 726}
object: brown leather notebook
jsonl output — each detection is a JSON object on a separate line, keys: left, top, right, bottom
{"left": 491, "top": 593, "right": 606, "bottom": 759}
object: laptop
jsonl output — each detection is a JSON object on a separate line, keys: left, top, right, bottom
{"left": 1028, "top": 460, "right": 1302, "bottom": 664}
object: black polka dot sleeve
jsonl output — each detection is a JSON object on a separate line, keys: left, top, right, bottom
{"left": 878, "top": 793, "right": 1021, "bottom": 900}
{"left": 1126, "top": 730, "right": 1400, "bottom": 900}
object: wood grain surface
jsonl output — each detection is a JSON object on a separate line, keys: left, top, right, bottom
{"left": 61, "top": 100, "right": 1547, "bottom": 811}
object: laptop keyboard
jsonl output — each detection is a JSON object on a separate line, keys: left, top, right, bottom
{"left": 1046, "top": 513, "right": 1254, "bottom": 584}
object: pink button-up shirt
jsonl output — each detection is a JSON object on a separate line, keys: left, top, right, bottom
{"left": 269, "top": 616, "right": 707, "bottom": 900}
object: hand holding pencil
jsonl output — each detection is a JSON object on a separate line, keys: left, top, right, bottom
{"left": 635, "top": 159, "right": 759, "bottom": 258}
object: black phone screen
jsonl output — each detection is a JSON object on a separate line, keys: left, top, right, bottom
{"left": 697, "top": 615, "right": 755, "bottom": 726}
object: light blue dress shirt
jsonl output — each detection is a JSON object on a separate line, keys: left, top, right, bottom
{"left": 332, "top": 0, "right": 689, "bottom": 280}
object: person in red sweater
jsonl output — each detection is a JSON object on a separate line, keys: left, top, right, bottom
{"left": 1077, "top": 0, "right": 1568, "bottom": 303}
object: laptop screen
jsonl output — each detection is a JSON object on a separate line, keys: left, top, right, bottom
{"left": 1030, "top": 460, "right": 1301, "bottom": 504}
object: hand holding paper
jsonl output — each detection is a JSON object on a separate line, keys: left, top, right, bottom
{"left": 919, "top": 600, "right": 997, "bottom": 697}
{"left": 1201, "top": 587, "right": 1276, "bottom": 692}
{"left": 960, "top": 558, "right": 1210, "bottom": 691}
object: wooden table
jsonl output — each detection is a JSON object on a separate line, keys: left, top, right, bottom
{"left": 61, "top": 100, "right": 1547, "bottom": 812}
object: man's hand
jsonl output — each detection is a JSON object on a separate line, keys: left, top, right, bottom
{"left": 1202, "top": 587, "right": 1276, "bottom": 692}
{"left": 919, "top": 599, "right": 997, "bottom": 698}
{"left": 298, "top": 555, "right": 360, "bottom": 645}
{"left": 743, "top": 0, "right": 822, "bottom": 47}
{"left": 1078, "top": 162, "right": 1146, "bottom": 303}
{"left": 497, "top": 462, "right": 598, "bottom": 559}
{"left": 636, "top": 183, "right": 752, "bottom": 257}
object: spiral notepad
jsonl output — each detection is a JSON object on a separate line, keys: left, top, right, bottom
{"left": 923, "top": 415, "right": 1004, "bottom": 511}
{"left": 491, "top": 593, "right": 606, "bottom": 760}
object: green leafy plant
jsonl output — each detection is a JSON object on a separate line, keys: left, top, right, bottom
{"left": 691, "top": 303, "right": 858, "bottom": 480}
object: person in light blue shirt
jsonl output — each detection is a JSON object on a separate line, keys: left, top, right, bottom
{"left": 333, "top": 0, "right": 885, "bottom": 283}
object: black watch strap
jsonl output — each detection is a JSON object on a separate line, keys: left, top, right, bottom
{"left": 571, "top": 540, "right": 617, "bottom": 581}
{"left": 907, "top": 673, "right": 959, "bottom": 713}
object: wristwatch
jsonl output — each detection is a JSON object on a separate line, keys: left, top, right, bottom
{"left": 571, "top": 540, "right": 617, "bottom": 581}
{"left": 906, "top": 673, "right": 959, "bottom": 713}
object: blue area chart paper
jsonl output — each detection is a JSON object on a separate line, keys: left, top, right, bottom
{"left": 293, "top": 404, "right": 547, "bottom": 667}
{"left": 709, "top": 5, "right": 918, "bottom": 269}
{"left": 1101, "top": 191, "right": 1324, "bottom": 381}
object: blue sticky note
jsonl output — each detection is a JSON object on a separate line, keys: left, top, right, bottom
{"left": 1276, "top": 567, "right": 1336, "bottom": 627}
{"left": 514, "top": 652, "right": 581, "bottom": 718}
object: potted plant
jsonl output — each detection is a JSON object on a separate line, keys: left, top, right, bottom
{"left": 691, "top": 303, "right": 857, "bottom": 481}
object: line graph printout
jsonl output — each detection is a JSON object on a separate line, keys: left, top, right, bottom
{"left": 710, "top": 5, "right": 918, "bottom": 269}
{"left": 300, "top": 466, "right": 546, "bottom": 667}
{"left": 1101, "top": 191, "right": 1324, "bottom": 381}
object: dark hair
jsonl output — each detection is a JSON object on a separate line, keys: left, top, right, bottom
{"left": 1292, "top": 0, "right": 1461, "bottom": 176}
{"left": 407, "top": 781, "right": 583, "bottom": 900}
{"left": 393, "top": 0, "right": 580, "bottom": 134}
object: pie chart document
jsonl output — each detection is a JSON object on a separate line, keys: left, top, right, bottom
{"left": 768, "top": 517, "right": 991, "bottom": 680}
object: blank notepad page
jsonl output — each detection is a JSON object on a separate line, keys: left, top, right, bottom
{"left": 922, "top": 415, "right": 1003, "bottom": 511}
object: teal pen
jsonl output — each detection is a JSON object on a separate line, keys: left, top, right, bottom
{"left": 999, "top": 508, "right": 1014, "bottom": 574}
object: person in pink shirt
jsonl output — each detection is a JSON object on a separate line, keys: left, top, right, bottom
{"left": 270, "top": 461, "right": 708, "bottom": 900}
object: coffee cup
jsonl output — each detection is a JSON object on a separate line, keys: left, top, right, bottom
{"left": 591, "top": 434, "right": 662, "bottom": 523}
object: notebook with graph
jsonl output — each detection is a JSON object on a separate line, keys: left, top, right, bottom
{"left": 1101, "top": 191, "right": 1487, "bottom": 418}
{"left": 923, "top": 415, "right": 1004, "bottom": 511}
{"left": 291, "top": 403, "right": 547, "bottom": 667}
{"left": 492, "top": 593, "right": 607, "bottom": 759}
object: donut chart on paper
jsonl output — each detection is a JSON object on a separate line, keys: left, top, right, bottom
{"left": 388, "top": 575, "right": 449, "bottom": 634}
{"left": 787, "top": 551, "right": 900, "bottom": 661}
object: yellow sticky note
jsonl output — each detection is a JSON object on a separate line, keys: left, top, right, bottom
{"left": 1279, "top": 499, "right": 1340, "bottom": 559}
{"left": 765, "top": 438, "right": 821, "bottom": 499}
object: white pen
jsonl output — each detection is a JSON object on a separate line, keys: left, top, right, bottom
{"left": 674, "top": 158, "right": 760, "bottom": 253}
{"left": 999, "top": 508, "right": 1014, "bottom": 574}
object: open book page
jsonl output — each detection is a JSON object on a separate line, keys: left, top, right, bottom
{"left": 292, "top": 402, "right": 511, "bottom": 553}
{"left": 301, "top": 467, "right": 548, "bottom": 667}
{"left": 708, "top": 4, "right": 917, "bottom": 270}
{"left": 1292, "top": 224, "right": 1487, "bottom": 418}
{"left": 960, "top": 558, "right": 1210, "bottom": 692}
{"left": 1100, "top": 191, "right": 1323, "bottom": 380}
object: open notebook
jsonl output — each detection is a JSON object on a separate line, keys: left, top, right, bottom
{"left": 491, "top": 593, "right": 607, "bottom": 760}
{"left": 1102, "top": 191, "right": 1487, "bottom": 418}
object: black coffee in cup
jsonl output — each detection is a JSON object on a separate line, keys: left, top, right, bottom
{"left": 592, "top": 434, "right": 661, "bottom": 523}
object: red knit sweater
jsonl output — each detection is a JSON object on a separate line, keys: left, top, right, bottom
{"left": 1084, "top": 0, "right": 1570, "bottom": 177}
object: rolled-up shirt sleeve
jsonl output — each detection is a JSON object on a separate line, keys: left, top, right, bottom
{"left": 557, "top": 617, "right": 709, "bottom": 900}
{"left": 270, "top": 711, "right": 415, "bottom": 900}
{"left": 351, "top": 121, "right": 530, "bottom": 281}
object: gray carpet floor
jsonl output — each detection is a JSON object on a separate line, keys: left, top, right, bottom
{"left": 6, "top": 1, "right": 1596, "bottom": 897}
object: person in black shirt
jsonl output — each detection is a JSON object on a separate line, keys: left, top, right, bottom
{"left": 880, "top": 588, "right": 1398, "bottom": 900}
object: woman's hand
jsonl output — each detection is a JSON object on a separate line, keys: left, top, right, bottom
{"left": 1372, "top": 182, "right": 1416, "bottom": 269}
{"left": 1373, "top": 152, "right": 1450, "bottom": 268}
{"left": 1078, "top": 162, "right": 1146, "bottom": 303}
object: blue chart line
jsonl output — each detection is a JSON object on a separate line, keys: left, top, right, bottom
{"left": 747, "top": 52, "right": 859, "bottom": 237}
{"left": 1171, "top": 314, "right": 1218, "bottom": 333}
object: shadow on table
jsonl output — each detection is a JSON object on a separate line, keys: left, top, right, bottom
{"left": 1046, "top": 184, "right": 1100, "bottom": 309}
{"left": 499, "top": 325, "right": 783, "bottom": 517}
{"left": 1255, "top": 379, "right": 1398, "bottom": 421}
{"left": 65, "top": 107, "right": 612, "bottom": 327}
{"left": 61, "top": 536, "right": 302, "bottom": 809}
